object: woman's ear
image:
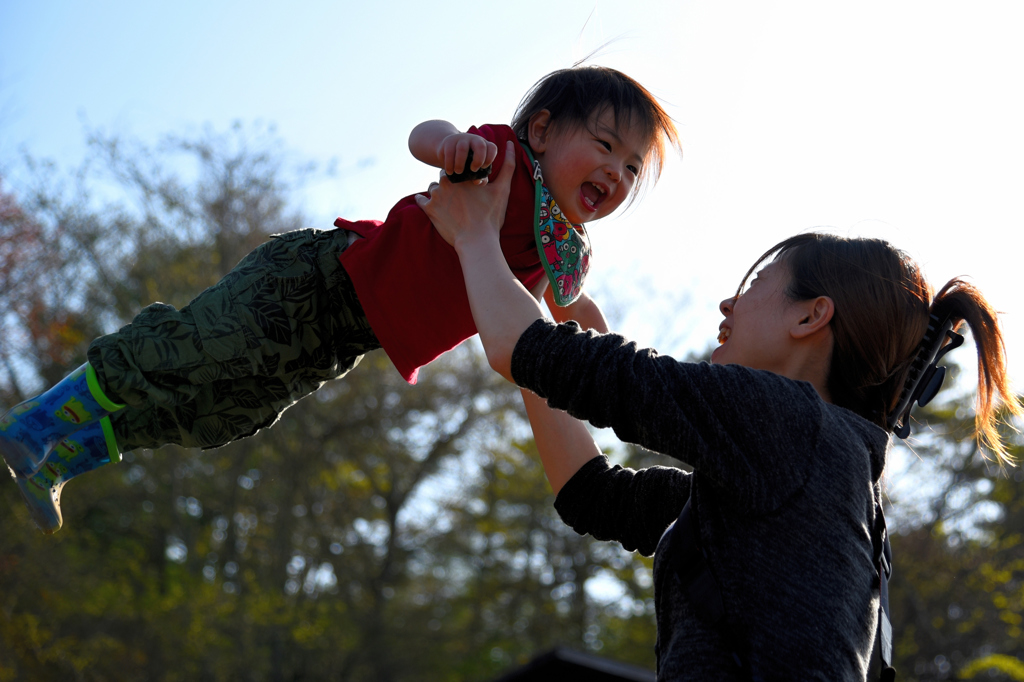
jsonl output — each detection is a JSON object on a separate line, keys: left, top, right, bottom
{"left": 528, "top": 110, "right": 552, "bottom": 153}
{"left": 792, "top": 296, "right": 834, "bottom": 339}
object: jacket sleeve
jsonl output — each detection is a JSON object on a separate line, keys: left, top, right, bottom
{"left": 511, "top": 319, "right": 824, "bottom": 513}
{"left": 554, "top": 455, "right": 691, "bottom": 556}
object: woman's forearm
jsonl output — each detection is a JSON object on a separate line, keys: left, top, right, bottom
{"left": 450, "top": 230, "right": 545, "bottom": 380}
{"left": 520, "top": 388, "right": 603, "bottom": 493}
{"left": 545, "top": 288, "right": 609, "bottom": 333}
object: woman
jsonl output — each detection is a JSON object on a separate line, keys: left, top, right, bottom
{"left": 416, "top": 142, "right": 1020, "bottom": 680}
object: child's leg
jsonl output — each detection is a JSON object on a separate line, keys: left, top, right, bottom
{"left": 88, "top": 227, "right": 379, "bottom": 451}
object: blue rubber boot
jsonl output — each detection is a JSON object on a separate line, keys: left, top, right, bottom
{"left": 0, "top": 364, "right": 124, "bottom": 478}
{"left": 16, "top": 416, "right": 121, "bottom": 534}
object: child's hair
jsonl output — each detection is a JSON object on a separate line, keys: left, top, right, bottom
{"left": 511, "top": 65, "right": 680, "bottom": 200}
{"left": 739, "top": 232, "right": 1021, "bottom": 466}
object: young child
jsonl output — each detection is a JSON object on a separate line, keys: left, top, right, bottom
{"left": 1, "top": 65, "right": 680, "bottom": 533}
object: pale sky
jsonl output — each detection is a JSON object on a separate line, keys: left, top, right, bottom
{"left": 2, "top": 0, "right": 1023, "bottom": 390}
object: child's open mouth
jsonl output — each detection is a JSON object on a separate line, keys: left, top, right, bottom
{"left": 580, "top": 182, "right": 606, "bottom": 211}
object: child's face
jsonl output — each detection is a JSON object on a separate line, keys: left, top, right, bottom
{"left": 529, "top": 107, "right": 648, "bottom": 225}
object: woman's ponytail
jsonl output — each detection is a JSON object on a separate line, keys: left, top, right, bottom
{"left": 931, "top": 279, "right": 1022, "bottom": 466}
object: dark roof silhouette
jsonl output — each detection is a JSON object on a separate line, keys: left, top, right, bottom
{"left": 491, "top": 647, "right": 656, "bottom": 682}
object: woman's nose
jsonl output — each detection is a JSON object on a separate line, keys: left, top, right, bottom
{"left": 719, "top": 297, "right": 736, "bottom": 315}
{"left": 605, "top": 163, "right": 621, "bottom": 182}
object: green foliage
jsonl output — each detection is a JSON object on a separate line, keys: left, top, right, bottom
{"left": 960, "top": 654, "right": 1024, "bottom": 680}
{"left": 0, "top": 130, "right": 657, "bottom": 680}
{"left": 887, "top": 397, "right": 1024, "bottom": 680}
{"left": 4, "top": 124, "right": 1021, "bottom": 681}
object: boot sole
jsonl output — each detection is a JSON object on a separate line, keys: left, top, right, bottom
{"left": 15, "top": 477, "right": 62, "bottom": 534}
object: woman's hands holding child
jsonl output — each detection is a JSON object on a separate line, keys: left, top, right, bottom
{"left": 416, "top": 140, "right": 516, "bottom": 252}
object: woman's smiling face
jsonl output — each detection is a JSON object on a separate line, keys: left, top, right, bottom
{"left": 712, "top": 259, "right": 805, "bottom": 372}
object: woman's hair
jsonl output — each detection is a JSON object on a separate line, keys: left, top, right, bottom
{"left": 510, "top": 65, "right": 680, "bottom": 200}
{"left": 739, "top": 232, "right": 1020, "bottom": 465}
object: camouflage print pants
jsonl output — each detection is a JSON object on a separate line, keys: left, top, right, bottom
{"left": 87, "top": 228, "right": 380, "bottom": 451}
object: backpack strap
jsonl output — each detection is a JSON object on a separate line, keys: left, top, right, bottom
{"left": 873, "top": 504, "right": 897, "bottom": 681}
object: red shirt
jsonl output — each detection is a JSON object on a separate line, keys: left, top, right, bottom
{"left": 336, "top": 125, "right": 545, "bottom": 383}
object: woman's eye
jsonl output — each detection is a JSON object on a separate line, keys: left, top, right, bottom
{"left": 598, "top": 139, "right": 612, "bottom": 151}
{"left": 627, "top": 164, "right": 639, "bottom": 175}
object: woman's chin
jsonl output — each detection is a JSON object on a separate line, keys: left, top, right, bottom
{"left": 710, "top": 345, "right": 725, "bottom": 364}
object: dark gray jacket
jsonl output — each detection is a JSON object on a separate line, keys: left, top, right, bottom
{"left": 511, "top": 320, "right": 891, "bottom": 681}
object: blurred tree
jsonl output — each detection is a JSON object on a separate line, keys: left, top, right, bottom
{"left": 0, "top": 130, "right": 660, "bottom": 681}
{"left": 887, "top": 396, "right": 1024, "bottom": 681}
{"left": 13, "top": 124, "right": 1020, "bottom": 682}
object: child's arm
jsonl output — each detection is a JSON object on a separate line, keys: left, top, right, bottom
{"left": 408, "top": 120, "right": 498, "bottom": 178}
{"left": 544, "top": 288, "right": 609, "bottom": 334}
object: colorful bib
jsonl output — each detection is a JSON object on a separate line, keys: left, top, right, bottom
{"left": 525, "top": 148, "right": 592, "bottom": 307}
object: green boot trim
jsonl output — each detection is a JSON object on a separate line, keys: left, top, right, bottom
{"left": 99, "top": 415, "right": 122, "bottom": 464}
{"left": 86, "top": 363, "right": 126, "bottom": 412}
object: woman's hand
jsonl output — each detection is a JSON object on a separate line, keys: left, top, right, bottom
{"left": 415, "top": 140, "right": 516, "bottom": 253}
